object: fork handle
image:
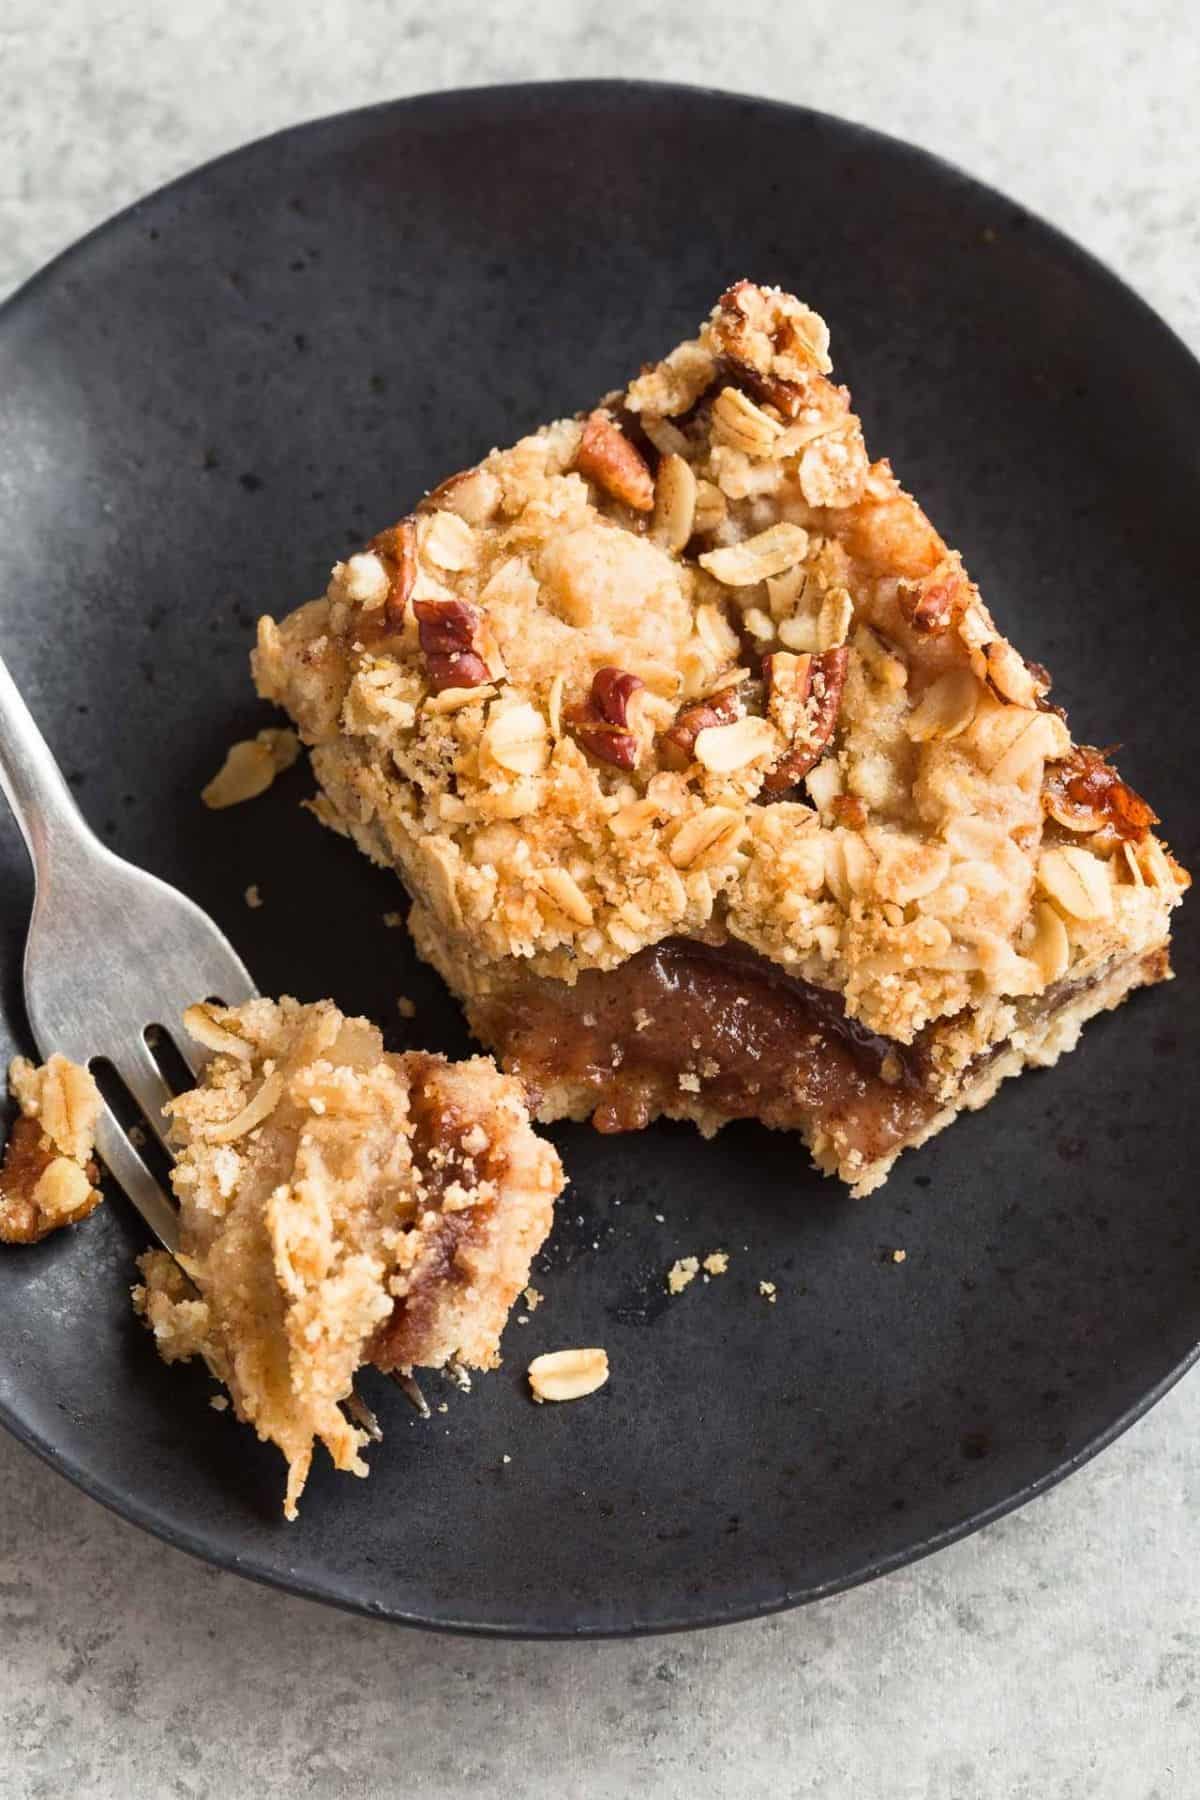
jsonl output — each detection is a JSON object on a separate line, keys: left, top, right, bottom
{"left": 0, "top": 652, "right": 92, "bottom": 870}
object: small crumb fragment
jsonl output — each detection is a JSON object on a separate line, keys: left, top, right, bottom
{"left": 382, "top": 911, "right": 405, "bottom": 928}
{"left": 633, "top": 1008, "right": 653, "bottom": 1033}
{"left": 528, "top": 1347, "right": 609, "bottom": 1403}
{"left": 501, "top": 1453, "right": 512, "bottom": 1464}
{"left": 209, "top": 1394, "right": 229, "bottom": 1412}
{"left": 523, "top": 1285, "right": 543, "bottom": 1312}
{"left": 891, "top": 1248, "right": 907, "bottom": 1264}
{"left": 667, "top": 1256, "right": 700, "bottom": 1294}
{"left": 677, "top": 1071, "right": 701, "bottom": 1093}
{"left": 244, "top": 884, "right": 263, "bottom": 909}
{"left": 703, "top": 1251, "right": 729, "bottom": 1276}
{"left": 437, "top": 1402, "right": 448, "bottom": 1414}
{"left": 759, "top": 1280, "right": 777, "bottom": 1303}
{"left": 128, "top": 1124, "right": 147, "bottom": 1149}
{"left": 201, "top": 728, "right": 299, "bottom": 809}
{"left": 396, "top": 995, "right": 416, "bottom": 1019}
{"left": 516, "top": 1314, "right": 529, "bottom": 1325}
{"left": 1, "top": 1053, "right": 105, "bottom": 1245}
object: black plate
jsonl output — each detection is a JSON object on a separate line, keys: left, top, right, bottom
{"left": 1, "top": 82, "right": 1198, "bottom": 1638}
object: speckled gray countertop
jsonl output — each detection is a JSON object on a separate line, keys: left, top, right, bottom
{"left": 2, "top": 3, "right": 1199, "bottom": 1795}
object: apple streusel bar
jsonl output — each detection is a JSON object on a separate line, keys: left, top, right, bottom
{"left": 254, "top": 283, "right": 1187, "bottom": 1195}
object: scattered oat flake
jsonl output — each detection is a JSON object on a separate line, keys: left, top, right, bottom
{"left": 667, "top": 1256, "right": 700, "bottom": 1294}
{"left": 209, "top": 1394, "right": 229, "bottom": 1412}
{"left": 201, "top": 727, "right": 299, "bottom": 809}
{"left": 703, "top": 1251, "right": 730, "bottom": 1276}
{"left": 891, "top": 1248, "right": 907, "bottom": 1264}
{"left": 759, "top": 1280, "right": 777, "bottom": 1303}
{"left": 396, "top": 995, "right": 416, "bottom": 1019}
{"left": 437, "top": 1402, "right": 449, "bottom": 1414}
{"left": 523, "top": 1285, "right": 543, "bottom": 1312}
{"left": 528, "top": 1347, "right": 609, "bottom": 1403}
{"left": 244, "top": 884, "right": 263, "bottom": 909}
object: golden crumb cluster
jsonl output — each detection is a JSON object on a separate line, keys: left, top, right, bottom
{"left": 0, "top": 1053, "right": 103, "bottom": 1244}
{"left": 255, "top": 282, "right": 1186, "bottom": 1054}
{"left": 133, "top": 997, "right": 562, "bottom": 1517}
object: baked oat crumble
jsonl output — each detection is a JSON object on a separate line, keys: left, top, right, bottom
{"left": 0, "top": 1054, "right": 104, "bottom": 1245}
{"left": 132, "top": 996, "right": 562, "bottom": 1518}
{"left": 255, "top": 283, "right": 1188, "bottom": 1195}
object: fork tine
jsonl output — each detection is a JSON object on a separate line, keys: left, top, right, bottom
{"left": 94, "top": 1107, "right": 180, "bottom": 1254}
{"left": 170, "top": 1032, "right": 207, "bottom": 1085}
{"left": 109, "top": 1040, "right": 178, "bottom": 1158}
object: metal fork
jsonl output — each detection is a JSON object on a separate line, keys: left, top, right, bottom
{"left": 0, "top": 653, "right": 424, "bottom": 1429}
{"left": 0, "top": 652, "right": 258, "bottom": 1252}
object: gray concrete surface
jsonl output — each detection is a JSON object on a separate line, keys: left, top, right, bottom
{"left": 1, "top": 2, "right": 1198, "bottom": 1794}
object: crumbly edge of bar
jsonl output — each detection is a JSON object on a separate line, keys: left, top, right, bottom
{"left": 0, "top": 1053, "right": 103, "bottom": 1245}
{"left": 132, "top": 996, "right": 562, "bottom": 1517}
{"left": 255, "top": 281, "right": 1187, "bottom": 1053}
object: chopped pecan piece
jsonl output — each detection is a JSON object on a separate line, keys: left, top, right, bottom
{"left": 659, "top": 683, "right": 743, "bottom": 771}
{"left": 709, "top": 279, "right": 832, "bottom": 419}
{"left": 1043, "top": 746, "right": 1158, "bottom": 842}
{"left": 367, "top": 519, "right": 417, "bottom": 628}
{"left": 565, "top": 667, "right": 645, "bottom": 770}
{"left": 897, "top": 568, "right": 968, "bottom": 636}
{"left": 574, "top": 411, "right": 655, "bottom": 512}
{"left": 413, "top": 598, "right": 491, "bottom": 693}
{"left": 762, "top": 647, "right": 849, "bottom": 793}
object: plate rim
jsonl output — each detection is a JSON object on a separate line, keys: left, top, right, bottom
{"left": 2, "top": 76, "right": 1198, "bottom": 1639}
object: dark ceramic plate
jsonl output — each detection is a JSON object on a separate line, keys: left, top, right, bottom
{"left": 1, "top": 82, "right": 1198, "bottom": 1638}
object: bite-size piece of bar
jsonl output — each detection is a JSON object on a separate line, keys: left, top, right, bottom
{"left": 134, "top": 997, "right": 563, "bottom": 1518}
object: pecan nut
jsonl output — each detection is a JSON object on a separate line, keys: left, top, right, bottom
{"left": 367, "top": 519, "right": 417, "bottom": 628}
{"left": 413, "top": 597, "right": 491, "bottom": 693}
{"left": 897, "top": 568, "right": 967, "bottom": 636}
{"left": 574, "top": 411, "right": 655, "bottom": 512}
{"left": 565, "top": 667, "right": 645, "bottom": 770}
{"left": 658, "top": 683, "right": 743, "bottom": 770}
{"left": 762, "top": 647, "right": 849, "bottom": 793}
{"left": 1043, "top": 746, "right": 1158, "bottom": 842}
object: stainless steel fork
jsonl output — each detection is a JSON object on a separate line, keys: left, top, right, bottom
{"left": 0, "top": 652, "right": 258, "bottom": 1252}
{"left": 0, "top": 653, "right": 420, "bottom": 1430}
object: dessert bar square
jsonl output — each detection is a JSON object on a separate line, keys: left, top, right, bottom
{"left": 255, "top": 283, "right": 1188, "bottom": 1195}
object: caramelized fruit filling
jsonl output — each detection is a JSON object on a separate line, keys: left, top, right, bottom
{"left": 474, "top": 938, "right": 940, "bottom": 1164}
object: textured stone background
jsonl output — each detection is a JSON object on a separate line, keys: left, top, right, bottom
{"left": 1, "top": 2, "right": 1198, "bottom": 1795}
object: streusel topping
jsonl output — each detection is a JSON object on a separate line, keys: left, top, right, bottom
{"left": 134, "top": 997, "right": 562, "bottom": 1517}
{"left": 255, "top": 283, "right": 1187, "bottom": 1045}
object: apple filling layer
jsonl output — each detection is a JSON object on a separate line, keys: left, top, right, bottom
{"left": 469, "top": 938, "right": 1169, "bottom": 1183}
